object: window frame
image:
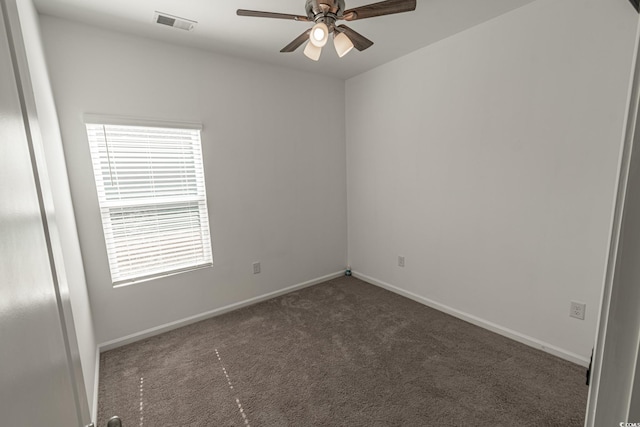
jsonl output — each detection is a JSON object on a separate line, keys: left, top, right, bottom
{"left": 84, "top": 115, "right": 213, "bottom": 287}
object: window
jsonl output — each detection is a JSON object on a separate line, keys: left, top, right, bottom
{"left": 86, "top": 121, "right": 213, "bottom": 286}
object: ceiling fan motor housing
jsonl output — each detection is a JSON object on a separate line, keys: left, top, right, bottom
{"left": 305, "top": 0, "right": 345, "bottom": 31}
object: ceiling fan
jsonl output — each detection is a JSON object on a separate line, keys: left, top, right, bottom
{"left": 237, "top": 0, "right": 417, "bottom": 61}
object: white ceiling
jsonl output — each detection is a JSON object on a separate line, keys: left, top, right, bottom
{"left": 33, "top": 0, "right": 537, "bottom": 80}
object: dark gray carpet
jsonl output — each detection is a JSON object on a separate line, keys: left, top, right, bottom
{"left": 98, "top": 277, "right": 587, "bottom": 426}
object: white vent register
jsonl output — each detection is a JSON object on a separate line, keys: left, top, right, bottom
{"left": 154, "top": 11, "right": 197, "bottom": 31}
{"left": 85, "top": 122, "right": 212, "bottom": 286}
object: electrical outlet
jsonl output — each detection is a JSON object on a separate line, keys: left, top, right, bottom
{"left": 252, "top": 262, "right": 261, "bottom": 274}
{"left": 570, "top": 301, "right": 586, "bottom": 320}
{"left": 398, "top": 255, "right": 405, "bottom": 268}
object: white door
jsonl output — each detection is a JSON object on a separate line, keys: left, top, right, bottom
{"left": 0, "top": 2, "right": 86, "bottom": 425}
{"left": 586, "top": 13, "right": 640, "bottom": 424}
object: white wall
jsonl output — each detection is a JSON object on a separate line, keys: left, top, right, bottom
{"left": 346, "top": 0, "right": 637, "bottom": 363}
{"left": 39, "top": 16, "right": 347, "bottom": 345}
{"left": 15, "top": 0, "right": 97, "bottom": 411}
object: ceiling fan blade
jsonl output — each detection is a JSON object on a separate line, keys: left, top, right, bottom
{"left": 237, "top": 9, "right": 310, "bottom": 22}
{"left": 337, "top": 25, "right": 374, "bottom": 51}
{"left": 281, "top": 29, "right": 313, "bottom": 53}
{"left": 342, "top": 0, "right": 416, "bottom": 21}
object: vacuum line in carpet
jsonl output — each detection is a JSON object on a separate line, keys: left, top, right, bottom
{"left": 215, "top": 348, "right": 251, "bottom": 427}
{"left": 139, "top": 377, "right": 144, "bottom": 427}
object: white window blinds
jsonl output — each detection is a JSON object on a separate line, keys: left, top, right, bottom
{"left": 86, "top": 123, "right": 213, "bottom": 285}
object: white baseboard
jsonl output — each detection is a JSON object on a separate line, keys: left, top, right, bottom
{"left": 353, "top": 271, "right": 590, "bottom": 367}
{"left": 98, "top": 271, "right": 345, "bottom": 353}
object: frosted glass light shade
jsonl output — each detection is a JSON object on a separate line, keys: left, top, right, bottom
{"left": 309, "top": 22, "right": 329, "bottom": 47}
{"left": 304, "top": 42, "right": 322, "bottom": 61}
{"left": 334, "top": 32, "right": 354, "bottom": 58}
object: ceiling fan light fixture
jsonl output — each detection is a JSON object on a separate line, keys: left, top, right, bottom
{"left": 334, "top": 32, "right": 354, "bottom": 58}
{"left": 303, "top": 41, "right": 322, "bottom": 61}
{"left": 309, "top": 22, "right": 329, "bottom": 47}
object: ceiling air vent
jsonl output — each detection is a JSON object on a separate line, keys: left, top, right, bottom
{"left": 153, "top": 12, "right": 197, "bottom": 31}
